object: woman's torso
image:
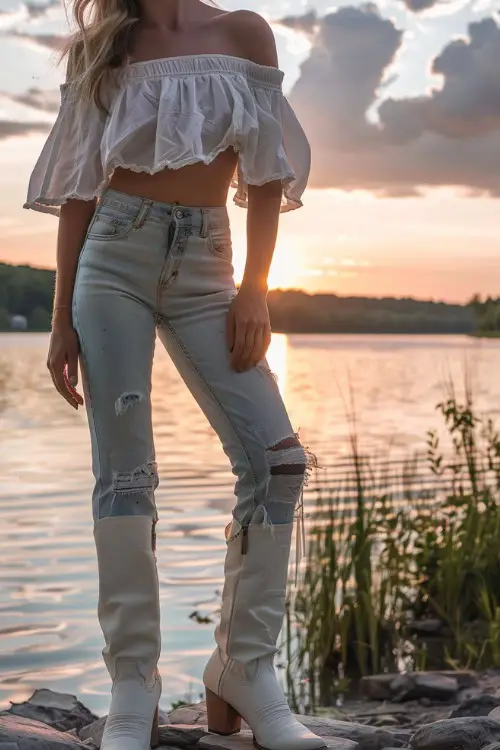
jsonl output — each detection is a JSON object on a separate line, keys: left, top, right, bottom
{"left": 108, "top": 6, "right": 249, "bottom": 206}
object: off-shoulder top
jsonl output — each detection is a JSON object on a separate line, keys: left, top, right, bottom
{"left": 23, "top": 54, "right": 311, "bottom": 215}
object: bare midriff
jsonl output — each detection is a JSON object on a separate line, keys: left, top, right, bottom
{"left": 107, "top": 146, "right": 238, "bottom": 207}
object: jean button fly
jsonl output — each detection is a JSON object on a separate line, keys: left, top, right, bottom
{"left": 174, "top": 209, "right": 183, "bottom": 219}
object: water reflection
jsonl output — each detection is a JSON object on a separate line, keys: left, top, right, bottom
{"left": 266, "top": 333, "right": 288, "bottom": 394}
{"left": 2, "top": 333, "right": 500, "bottom": 713}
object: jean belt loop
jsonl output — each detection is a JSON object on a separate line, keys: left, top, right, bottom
{"left": 134, "top": 199, "right": 153, "bottom": 229}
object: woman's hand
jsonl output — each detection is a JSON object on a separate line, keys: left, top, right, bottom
{"left": 227, "top": 283, "right": 272, "bottom": 372}
{"left": 47, "top": 313, "right": 84, "bottom": 409}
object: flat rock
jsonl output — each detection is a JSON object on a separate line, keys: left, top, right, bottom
{"left": 158, "top": 725, "right": 209, "bottom": 747}
{"left": 169, "top": 704, "right": 208, "bottom": 726}
{"left": 390, "top": 676, "right": 416, "bottom": 702}
{"left": 449, "top": 695, "right": 500, "bottom": 718}
{"left": 361, "top": 673, "right": 475, "bottom": 703}
{"left": 170, "top": 705, "right": 407, "bottom": 746}
{"left": 355, "top": 740, "right": 406, "bottom": 750}
{"left": 410, "top": 674, "right": 458, "bottom": 702}
{"left": 79, "top": 719, "right": 206, "bottom": 749}
{"left": 198, "top": 729, "right": 356, "bottom": 750}
{"left": 448, "top": 669, "right": 479, "bottom": 690}
{"left": 7, "top": 691, "right": 97, "bottom": 733}
{"left": 361, "top": 676, "right": 397, "bottom": 701}
{"left": 159, "top": 709, "right": 171, "bottom": 725}
{"left": 78, "top": 718, "right": 106, "bottom": 746}
{"left": 491, "top": 707, "right": 500, "bottom": 724}
{"left": 410, "top": 717, "right": 500, "bottom": 750}
{"left": 295, "top": 718, "right": 406, "bottom": 747}
{"left": 0, "top": 713, "right": 88, "bottom": 749}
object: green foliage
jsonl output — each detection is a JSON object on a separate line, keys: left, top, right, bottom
{"left": 268, "top": 290, "right": 476, "bottom": 334}
{"left": 0, "top": 262, "right": 54, "bottom": 331}
{"left": 0, "top": 262, "right": 481, "bottom": 335}
{"left": 469, "top": 294, "right": 500, "bottom": 336}
{"left": 28, "top": 306, "right": 52, "bottom": 331}
{"left": 169, "top": 699, "right": 190, "bottom": 711}
{"left": 0, "top": 307, "right": 10, "bottom": 331}
{"left": 287, "top": 378, "right": 500, "bottom": 711}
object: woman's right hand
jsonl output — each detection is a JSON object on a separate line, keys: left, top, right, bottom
{"left": 47, "top": 313, "right": 84, "bottom": 410}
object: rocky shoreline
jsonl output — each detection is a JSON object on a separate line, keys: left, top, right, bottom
{"left": 4, "top": 671, "right": 500, "bottom": 750}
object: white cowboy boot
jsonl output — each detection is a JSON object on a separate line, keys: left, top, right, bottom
{"left": 94, "top": 515, "right": 162, "bottom": 750}
{"left": 203, "top": 510, "right": 326, "bottom": 750}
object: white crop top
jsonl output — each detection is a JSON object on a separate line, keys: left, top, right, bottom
{"left": 24, "top": 54, "right": 311, "bottom": 215}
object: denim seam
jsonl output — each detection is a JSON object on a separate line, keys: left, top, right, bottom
{"left": 206, "top": 229, "right": 233, "bottom": 261}
{"left": 160, "top": 318, "right": 259, "bottom": 503}
{"left": 72, "top": 287, "right": 104, "bottom": 521}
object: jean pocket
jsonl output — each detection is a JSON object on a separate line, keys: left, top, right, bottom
{"left": 207, "top": 226, "right": 233, "bottom": 260}
{"left": 87, "top": 210, "right": 136, "bottom": 241}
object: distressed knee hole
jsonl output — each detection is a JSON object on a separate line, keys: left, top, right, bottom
{"left": 115, "top": 391, "right": 144, "bottom": 416}
{"left": 113, "top": 461, "right": 158, "bottom": 495}
{"left": 267, "top": 436, "right": 307, "bottom": 476}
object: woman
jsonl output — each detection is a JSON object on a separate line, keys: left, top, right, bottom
{"left": 25, "top": 1, "right": 324, "bottom": 749}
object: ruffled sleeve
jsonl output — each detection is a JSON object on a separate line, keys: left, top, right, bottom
{"left": 23, "top": 57, "right": 311, "bottom": 215}
{"left": 233, "top": 86, "right": 311, "bottom": 212}
{"left": 24, "top": 83, "right": 106, "bottom": 216}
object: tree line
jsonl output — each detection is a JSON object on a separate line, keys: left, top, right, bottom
{"left": 0, "top": 261, "right": 491, "bottom": 335}
{"left": 469, "top": 295, "right": 500, "bottom": 337}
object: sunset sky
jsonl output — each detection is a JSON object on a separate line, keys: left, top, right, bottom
{"left": 1, "top": 0, "right": 500, "bottom": 301}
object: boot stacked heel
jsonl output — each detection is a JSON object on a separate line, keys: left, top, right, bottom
{"left": 206, "top": 688, "right": 242, "bottom": 735}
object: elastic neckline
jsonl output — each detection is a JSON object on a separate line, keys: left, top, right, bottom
{"left": 126, "top": 53, "right": 284, "bottom": 88}
{"left": 128, "top": 53, "right": 280, "bottom": 71}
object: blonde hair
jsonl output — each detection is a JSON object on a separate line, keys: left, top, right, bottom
{"left": 62, "top": 0, "right": 140, "bottom": 111}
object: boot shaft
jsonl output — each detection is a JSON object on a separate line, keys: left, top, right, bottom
{"left": 216, "top": 520, "right": 294, "bottom": 664}
{"left": 94, "top": 515, "right": 161, "bottom": 684}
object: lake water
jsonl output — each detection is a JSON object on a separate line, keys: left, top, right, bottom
{"left": 2, "top": 332, "right": 500, "bottom": 714}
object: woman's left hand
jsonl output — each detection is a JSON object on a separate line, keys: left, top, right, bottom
{"left": 227, "top": 283, "right": 271, "bottom": 372}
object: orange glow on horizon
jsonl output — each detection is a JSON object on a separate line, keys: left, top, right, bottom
{"left": 232, "top": 237, "right": 305, "bottom": 290}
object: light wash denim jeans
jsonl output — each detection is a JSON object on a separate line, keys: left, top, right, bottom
{"left": 72, "top": 188, "right": 308, "bottom": 528}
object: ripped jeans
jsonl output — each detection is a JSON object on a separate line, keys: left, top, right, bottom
{"left": 73, "top": 188, "right": 307, "bottom": 528}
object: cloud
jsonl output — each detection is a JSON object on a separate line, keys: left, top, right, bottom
{"left": 283, "top": 7, "right": 500, "bottom": 195}
{"left": 400, "top": 0, "right": 440, "bottom": 11}
{"left": 379, "top": 18, "right": 500, "bottom": 139}
{"left": 9, "top": 87, "right": 60, "bottom": 113}
{"left": 0, "top": 0, "right": 61, "bottom": 30}
{"left": 0, "top": 120, "right": 49, "bottom": 139}
{"left": 24, "top": 0, "right": 60, "bottom": 17}
{"left": 278, "top": 10, "right": 318, "bottom": 34}
{"left": 8, "top": 30, "right": 66, "bottom": 50}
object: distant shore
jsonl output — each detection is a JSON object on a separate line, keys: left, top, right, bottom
{"left": 2, "top": 261, "right": 497, "bottom": 336}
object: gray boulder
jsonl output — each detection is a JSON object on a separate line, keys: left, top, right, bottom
{"left": 450, "top": 695, "right": 500, "bottom": 719}
{"left": 0, "top": 713, "right": 89, "bottom": 750}
{"left": 361, "top": 672, "right": 475, "bottom": 703}
{"left": 169, "top": 703, "right": 209, "bottom": 726}
{"left": 198, "top": 729, "right": 357, "bottom": 750}
{"left": 79, "top": 718, "right": 207, "bottom": 749}
{"left": 354, "top": 737, "right": 408, "bottom": 750}
{"left": 168, "top": 702, "right": 407, "bottom": 747}
{"left": 410, "top": 717, "right": 500, "bottom": 750}
{"left": 7, "top": 690, "right": 97, "bottom": 733}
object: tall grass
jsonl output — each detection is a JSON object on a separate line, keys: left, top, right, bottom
{"left": 286, "top": 377, "right": 500, "bottom": 712}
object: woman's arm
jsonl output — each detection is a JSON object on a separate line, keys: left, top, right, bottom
{"left": 227, "top": 182, "right": 282, "bottom": 371}
{"left": 47, "top": 198, "right": 96, "bottom": 408}
{"left": 227, "top": 12, "right": 282, "bottom": 371}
